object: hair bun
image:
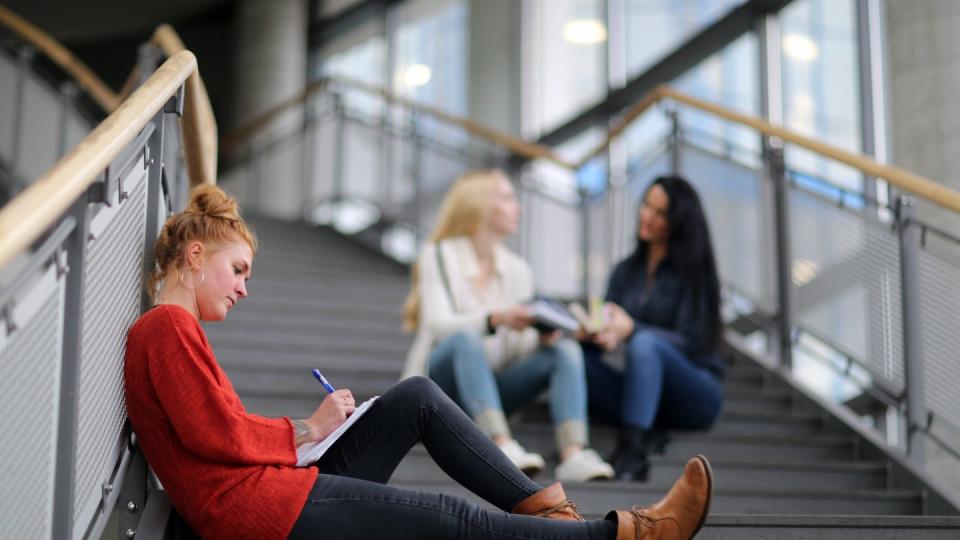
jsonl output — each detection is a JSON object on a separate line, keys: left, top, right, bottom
{"left": 187, "top": 185, "right": 240, "bottom": 220}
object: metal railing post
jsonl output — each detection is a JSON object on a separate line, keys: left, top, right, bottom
{"left": 410, "top": 112, "right": 423, "bottom": 240}
{"left": 299, "top": 98, "right": 314, "bottom": 219}
{"left": 56, "top": 81, "right": 78, "bottom": 159}
{"left": 667, "top": 108, "right": 681, "bottom": 175}
{"left": 142, "top": 107, "right": 168, "bottom": 309}
{"left": 10, "top": 45, "right": 35, "bottom": 175}
{"left": 332, "top": 91, "right": 345, "bottom": 204}
{"left": 51, "top": 196, "right": 91, "bottom": 540}
{"left": 897, "top": 196, "right": 926, "bottom": 468}
{"left": 580, "top": 187, "right": 590, "bottom": 298}
{"left": 767, "top": 138, "right": 793, "bottom": 367}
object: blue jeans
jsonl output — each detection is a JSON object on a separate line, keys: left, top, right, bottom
{"left": 583, "top": 330, "right": 723, "bottom": 430}
{"left": 289, "top": 377, "right": 617, "bottom": 539}
{"left": 427, "top": 332, "right": 588, "bottom": 451}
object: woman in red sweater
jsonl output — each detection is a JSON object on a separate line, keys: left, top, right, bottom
{"left": 124, "top": 185, "right": 713, "bottom": 540}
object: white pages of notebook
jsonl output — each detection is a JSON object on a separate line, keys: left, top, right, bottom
{"left": 296, "top": 396, "right": 379, "bottom": 466}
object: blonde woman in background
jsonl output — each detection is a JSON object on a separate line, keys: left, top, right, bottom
{"left": 402, "top": 170, "right": 614, "bottom": 482}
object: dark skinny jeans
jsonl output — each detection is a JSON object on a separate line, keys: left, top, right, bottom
{"left": 288, "top": 376, "right": 618, "bottom": 540}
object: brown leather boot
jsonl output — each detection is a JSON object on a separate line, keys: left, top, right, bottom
{"left": 607, "top": 455, "right": 713, "bottom": 539}
{"left": 512, "top": 482, "right": 584, "bottom": 521}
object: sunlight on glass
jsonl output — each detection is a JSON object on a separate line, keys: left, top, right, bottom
{"left": 402, "top": 64, "right": 432, "bottom": 87}
{"left": 783, "top": 33, "right": 819, "bottom": 63}
{"left": 562, "top": 19, "right": 607, "bottom": 45}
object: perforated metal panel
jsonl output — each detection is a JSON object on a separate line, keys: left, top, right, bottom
{"left": 72, "top": 168, "right": 148, "bottom": 530}
{"left": 919, "top": 243, "right": 960, "bottom": 431}
{"left": 0, "top": 266, "right": 65, "bottom": 540}
{"left": 678, "top": 144, "right": 777, "bottom": 313}
{"left": 343, "top": 116, "right": 385, "bottom": 201}
{"left": 788, "top": 188, "right": 904, "bottom": 393}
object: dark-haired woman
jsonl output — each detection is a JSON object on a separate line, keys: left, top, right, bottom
{"left": 581, "top": 176, "right": 725, "bottom": 481}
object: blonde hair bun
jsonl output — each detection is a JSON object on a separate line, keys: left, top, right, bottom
{"left": 187, "top": 184, "right": 241, "bottom": 221}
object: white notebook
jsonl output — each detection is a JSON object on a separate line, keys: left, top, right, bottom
{"left": 296, "top": 396, "right": 379, "bottom": 466}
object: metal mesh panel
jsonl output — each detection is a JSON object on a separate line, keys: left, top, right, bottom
{"left": 788, "top": 188, "right": 904, "bottom": 392}
{"left": 0, "top": 269, "right": 65, "bottom": 540}
{"left": 919, "top": 242, "right": 960, "bottom": 431}
{"left": 343, "top": 116, "right": 384, "bottom": 201}
{"left": 678, "top": 144, "right": 777, "bottom": 313}
{"left": 73, "top": 170, "right": 148, "bottom": 527}
{"left": 522, "top": 190, "right": 582, "bottom": 298}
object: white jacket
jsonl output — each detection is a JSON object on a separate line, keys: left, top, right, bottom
{"left": 401, "top": 236, "right": 540, "bottom": 380}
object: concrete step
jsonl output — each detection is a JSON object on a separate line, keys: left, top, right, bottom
{"left": 206, "top": 317, "right": 408, "bottom": 343}
{"left": 386, "top": 480, "right": 922, "bottom": 515}
{"left": 207, "top": 327, "right": 410, "bottom": 356}
{"left": 699, "top": 515, "right": 960, "bottom": 539}
{"left": 391, "top": 447, "right": 888, "bottom": 491}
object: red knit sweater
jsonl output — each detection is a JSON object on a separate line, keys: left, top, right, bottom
{"left": 124, "top": 305, "right": 316, "bottom": 540}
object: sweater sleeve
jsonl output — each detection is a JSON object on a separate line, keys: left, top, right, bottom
{"left": 419, "top": 242, "right": 487, "bottom": 339}
{"left": 147, "top": 310, "right": 298, "bottom": 466}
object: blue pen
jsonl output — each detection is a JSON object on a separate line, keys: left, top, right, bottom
{"left": 312, "top": 369, "right": 336, "bottom": 394}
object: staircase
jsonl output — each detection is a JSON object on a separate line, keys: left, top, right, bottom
{"left": 207, "top": 215, "right": 960, "bottom": 539}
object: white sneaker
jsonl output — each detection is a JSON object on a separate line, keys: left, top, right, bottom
{"left": 499, "top": 439, "right": 545, "bottom": 476}
{"left": 555, "top": 448, "right": 615, "bottom": 482}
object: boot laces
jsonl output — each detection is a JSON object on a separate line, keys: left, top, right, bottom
{"left": 628, "top": 506, "right": 682, "bottom": 539}
{"left": 534, "top": 499, "right": 584, "bottom": 521}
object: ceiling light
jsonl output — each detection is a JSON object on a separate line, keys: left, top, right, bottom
{"left": 563, "top": 19, "right": 607, "bottom": 45}
{"left": 783, "top": 33, "right": 818, "bottom": 63}
{"left": 402, "top": 64, "right": 432, "bottom": 87}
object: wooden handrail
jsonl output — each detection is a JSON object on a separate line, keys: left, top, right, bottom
{"left": 0, "top": 7, "right": 217, "bottom": 186}
{"left": 655, "top": 86, "right": 960, "bottom": 213}
{"left": 147, "top": 25, "right": 218, "bottom": 186}
{"left": 0, "top": 5, "right": 120, "bottom": 112}
{"left": 115, "top": 25, "right": 218, "bottom": 186}
{"left": 221, "top": 76, "right": 576, "bottom": 169}
{"left": 0, "top": 51, "right": 198, "bottom": 269}
{"left": 576, "top": 85, "right": 960, "bottom": 214}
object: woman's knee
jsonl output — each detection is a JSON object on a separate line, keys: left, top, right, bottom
{"left": 627, "top": 330, "right": 671, "bottom": 358}
{"left": 549, "top": 338, "right": 585, "bottom": 372}
{"left": 444, "top": 331, "right": 486, "bottom": 356}
{"left": 395, "top": 375, "right": 444, "bottom": 402}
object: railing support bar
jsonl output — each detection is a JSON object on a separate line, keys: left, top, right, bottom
{"left": 10, "top": 45, "right": 34, "bottom": 177}
{"left": 898, "top": 196, "right": 926, "bottom": 468}
{"left": 51, "top": 195, "right": 91, "bottom": 539}
{"left": 767, "top": 139, "right": 793, "bottom": 367}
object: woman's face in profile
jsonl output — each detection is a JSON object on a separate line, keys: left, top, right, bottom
{"left": 195, "top": 240, "right": 253, "bottom": 321}
{"left": 638, "top": 184, "right": 670, "bottom": 244}
{"left": 487, "top": 175, "right": 520, "bottom": 237}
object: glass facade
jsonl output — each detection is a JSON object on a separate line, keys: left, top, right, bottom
{"left": 624, "top": 0, "right": 744, "bottom": 78}
{"left": 781, "top": 0, "right": 862, "bottom": 191}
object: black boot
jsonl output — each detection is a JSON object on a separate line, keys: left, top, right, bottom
{"left": 611, "top": 426, "right": 650, "bottom": 481}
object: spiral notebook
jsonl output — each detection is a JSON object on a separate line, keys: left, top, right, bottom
{"left": 296, "top": 396, "right": 379, "bottom": 466}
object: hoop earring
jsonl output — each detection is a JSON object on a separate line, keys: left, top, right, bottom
{"left": 179, "top": 270, "right": 206, "bottom": 289}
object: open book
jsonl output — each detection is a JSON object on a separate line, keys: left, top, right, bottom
{"left": 296, "top": 396, "right": 379, "bottom": 466}
{"left": 526, "top": 297, "right": 580, "bottom": 332}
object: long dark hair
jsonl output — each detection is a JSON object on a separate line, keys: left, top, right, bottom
{"left": 633, "top": 175, "right": 722, "bottom": 352}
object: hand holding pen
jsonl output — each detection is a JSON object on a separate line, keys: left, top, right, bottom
{"left": 305, "top": 369, "right": 355, "bottom": 441}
